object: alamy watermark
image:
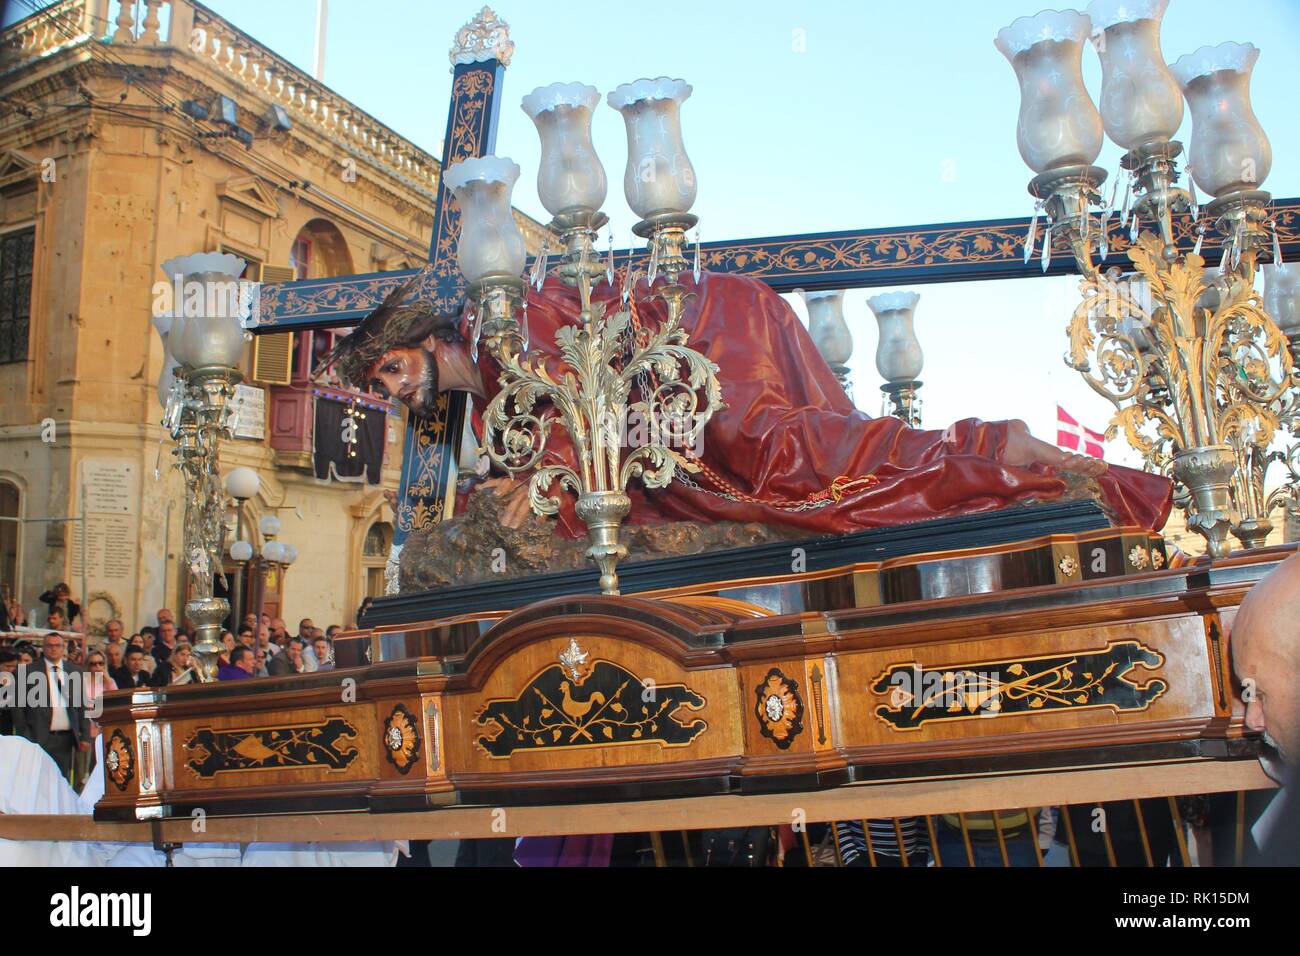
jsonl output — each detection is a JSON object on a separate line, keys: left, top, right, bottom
{"left": 150, "top": 274, "right": 258, "bottom": 323}
{"left": 0, "top": 666, "right": 103, "bottom": 719}
{"left": 887, "top": 666, "right": 1007, "bottom": 716}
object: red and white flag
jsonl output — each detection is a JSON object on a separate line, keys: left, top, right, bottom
{"left": 1056, "top": 405, "right": 1106, "bottom": 459}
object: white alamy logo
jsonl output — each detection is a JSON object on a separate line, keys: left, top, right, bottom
{"left": 49, "top": 887, "right": 151, "bottom": 936}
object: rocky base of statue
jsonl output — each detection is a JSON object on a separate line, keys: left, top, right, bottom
{"left": 398, "top": 472, "right": 1110, "bottom": 592}
{"left": 399, "top": 483, "right": 807, "bottom": 592}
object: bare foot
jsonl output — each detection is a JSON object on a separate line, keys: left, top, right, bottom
{"left": 1003, "top": 419, "right": 1108, "bottom": 478}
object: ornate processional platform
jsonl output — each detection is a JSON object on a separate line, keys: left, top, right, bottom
{"left": 70, "top": 7, "right": 1297, "bottom": 853}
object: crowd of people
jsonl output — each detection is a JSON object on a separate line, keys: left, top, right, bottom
{"left": 1, "top": 581, "right": 343, "bottom": 790}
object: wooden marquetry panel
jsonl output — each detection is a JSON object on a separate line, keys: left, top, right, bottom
{"left": 167, "top": 705, "right": 376, "bottom": 792}
{"left": 739, "top": 660, "right": 812, "bottom": 756}
{"left": 375, "top": 699, "right": 424, "bottom": 780}
{"left": 831, "top": 614, "right": 1214, "bottom": 764}
{"left": 445, "top": 635, "right": 743, "bottom": 777}
{"left": 421, "top": 694, "right": 447, "bottom": 781}
{"left": 804, "top": 656, "right": 837, "bottom": 752}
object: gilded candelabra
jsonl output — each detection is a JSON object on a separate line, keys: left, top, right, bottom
{"left": 998, "top": 7, "right": 1289, "bottom": 559}
{"left": 1257, "top": 268, "right": 1300, "bottom": 535}
{"left": 1066, "top": 236, "right": 1290, "bottom": 557}
{"left": 448, "top": 79, "right": 723, "bottom": 594}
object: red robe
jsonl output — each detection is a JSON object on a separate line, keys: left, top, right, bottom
{"left": 466, "top": 273, "right": 1172, "bottom": 539}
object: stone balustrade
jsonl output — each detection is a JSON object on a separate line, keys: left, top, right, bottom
{"left": 184, "top": 1, "right": 439, "bottom": 197}
{"left": 2, "top": 0, "right": 440, "bottom": 199}
{"left": 0, "top": 0, "right": 95, "bottom": 69}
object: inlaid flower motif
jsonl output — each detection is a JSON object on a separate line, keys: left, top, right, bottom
{"left": 1058, "top": 554, "right": 1079, "bottom": 578}
{"left": 106, "top": 729, "right": 134, "bottom": 792}
{"left": 755, "top": 668, "right": 804, "bottom": 750}
{"left": 1151, "top": 548, "right": 1165, "bottom": 570}
{"left": 1128, "top": 545, "right": 1150, "bottom": 570}
{"left": 382, "top": 703, "right": 421, "bottom": 775}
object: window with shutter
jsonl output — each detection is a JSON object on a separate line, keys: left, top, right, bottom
{"left": 0, "top": 227, "right": 34, "bottom": 364}
{"left": 250, "top": 264, "right": 296, "bottom": 384}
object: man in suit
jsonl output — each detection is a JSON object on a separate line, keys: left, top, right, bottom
{"left": 268, "top": 637, "right": 306, "bottom": 677}
{"left": 153, "top": 620, "right": 178, "bottom": 668}
{"left": 13, "top": 633, "right": 91, "bottom": 780}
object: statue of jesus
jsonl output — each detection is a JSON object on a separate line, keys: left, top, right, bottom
{"left": 328, "top": 270, "right": 1171, "bottom": 538}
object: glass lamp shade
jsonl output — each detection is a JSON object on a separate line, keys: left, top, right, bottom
{"left": 1264, "top": 264, "right": 1300, "bottom": 337}
{"left": 1087, "top": 0, "right": 1183, "bottom": 151}
{"left": 258, "top": 514, "right": 281, "bottom": 538}
{"left": 224, "top": 466, "right": 260, "bottom": 500}
{"left": 607, "top": 78, "right": 697, "bottom": 219}
{"left": 799, "top": 291, "right": 854, "bottom": 368}
{"left": 262, "top": 540, "right": 286, "bottom": 564}
{"left": 161, "top": 252, "right": 248, "bottom": 368}
{"left": 281, "top": 544, "right": 298, "bottom": 566}
{"left": 867, "top": 292, "right": 924, "bottom": 384}
{"left": 229, "top": 540, "right": 254, "bottom": 562}
{"left": 522, "top": 83, "right": 607, "bottom": 217}
{"left": 156, "top": 351, "right": 181, "bottom": 407}
{"left": 1171, "top": 42, "right": 1271, "bottom": 197}
{"left": 443, "top": 156, "right": 528, "bottom": 284}
{"left": 150, "top": 311, "right": 172, "bottom": 340}
{"left": 995, "top": 10, "right": 1103, "bottom": 173}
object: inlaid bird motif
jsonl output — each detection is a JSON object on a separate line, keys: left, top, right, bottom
{"left": 559, "top": 680, "right": 605, "bottom": 721}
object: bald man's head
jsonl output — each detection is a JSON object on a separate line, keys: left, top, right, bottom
{"left": 1232, "top": 553, "right": 1300, "bottom": 781}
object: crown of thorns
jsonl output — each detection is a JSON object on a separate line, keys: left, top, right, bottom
{"left": 324, "top": 265, "right": 463, "bottom": 388}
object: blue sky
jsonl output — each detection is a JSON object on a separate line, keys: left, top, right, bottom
{"left": 13, "top": 0, "right": 1300, "bottom": 461}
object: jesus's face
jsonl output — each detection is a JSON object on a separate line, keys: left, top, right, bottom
{"left": 370, "top": 344, "right": 438, "bottom": 416}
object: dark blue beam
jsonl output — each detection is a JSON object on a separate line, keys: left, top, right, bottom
{"left": 254, "top": 198, "right": 1300, "bottom": 333}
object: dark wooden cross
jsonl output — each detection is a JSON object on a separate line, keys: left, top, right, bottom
{"left": 252, "top": 13, "right": 1300, "bottom": 564}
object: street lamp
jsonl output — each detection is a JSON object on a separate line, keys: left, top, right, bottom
{"left": 248, "top": 515, "right": 295, "bottom": 635}
{"left": 156, "top": 251, "right": 249, "bottom": 681}
{"left": 223, "top": 466, "right": 260, "bottom": 631}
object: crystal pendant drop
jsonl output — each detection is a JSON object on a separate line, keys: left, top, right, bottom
{"left": 469, "top": 307, "right": 481, "bottom": 363}
{"left": 519, "top": 297, "right": 530, "bottom": 352}
{"left": 1119, "top": 173, "right": 1132, "bottom": 225}
{"left": 1041, "top": 224, "right": 1053, "bottom": 272}
{"left": 1105, "top": 170, "right": 1120, "bottom": 213}
{"left": 692, "top": 228, "right": 701, "bottom": 283}
{"left": 1129, "top": 212, "right": 1140, "bottom": 243}
{"left": 528, "top": 245, "right": 541, "bottom": 288}
{"left": 1273, "top": 218, "right": 1284, "bottom": 265}
{"left": 1193, "top": 225, "right": 1205, "bottom": 258}
{"left": 1220, "top": 241, "right": 1232, "bottom": 273}
{"left": 153, "top": 441, "right": 164, "bottom": 482}
{"left": 606, "top": 229, "right": 615, "bottom": 285}
{"left": 647, "top": 238, "right": 660, "bottom": 286}
{"left": 1187, "top": 173, "right": 1200, "bottom": 220}
{"left": 1024, "top": 206, "right": 1040, "bottom": 265}
{"left": 622, "top": 231, "right": 635, "bottom": 304}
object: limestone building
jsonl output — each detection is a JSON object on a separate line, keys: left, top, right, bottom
{"left": 0, "top": 0, "right": 550, "bottom": 633}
